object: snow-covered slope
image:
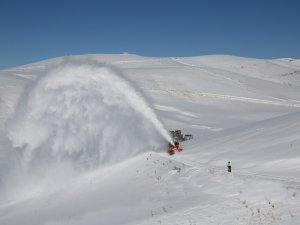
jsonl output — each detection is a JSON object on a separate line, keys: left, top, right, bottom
{"left": 0, "top": 54, "right": 299, "bottom": 225}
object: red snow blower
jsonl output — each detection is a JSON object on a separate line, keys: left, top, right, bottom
{"left": 168, "top": 142, "right": 183, "bottom": 155}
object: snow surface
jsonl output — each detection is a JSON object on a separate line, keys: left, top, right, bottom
{"left": 0, "top": 54, "right": 300, "bottom": 225}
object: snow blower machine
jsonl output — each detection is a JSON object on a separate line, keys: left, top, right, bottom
{"left": 167, "top": 130, "right": 193, "bottom": 155}
{"left": 168, "top": 141, "right": 183, "bottom": 155}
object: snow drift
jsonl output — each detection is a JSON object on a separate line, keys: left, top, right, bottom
{"left": 6, "top": 59, "right": 171, "bottom": 174}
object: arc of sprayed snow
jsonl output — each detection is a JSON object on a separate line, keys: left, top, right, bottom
{"left": 105, "top": 68, "right": 173, "bottom": 145}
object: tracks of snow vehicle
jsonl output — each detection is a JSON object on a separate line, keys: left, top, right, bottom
{"left": 148, "top": 89, "right": 300, "bottom": 108}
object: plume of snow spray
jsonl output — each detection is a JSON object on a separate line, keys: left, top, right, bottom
{"left": 7, "top": 59, "right": 172, "bottom": 172}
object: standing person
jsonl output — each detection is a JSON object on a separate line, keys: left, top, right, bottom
{"left": 227, "top": 161, "right": 232, "bottom": 172}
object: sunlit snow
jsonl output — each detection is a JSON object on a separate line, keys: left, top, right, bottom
{"left": 0, "top": 54, "right": 300, "bottom": 225}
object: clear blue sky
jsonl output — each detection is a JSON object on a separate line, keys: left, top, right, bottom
{"left": 1, "top": 0, "right": 299, "bottom": 69}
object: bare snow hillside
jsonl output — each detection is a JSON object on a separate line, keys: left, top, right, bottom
{"left": 0, "top": 54, "right": 299, "bottom": 225}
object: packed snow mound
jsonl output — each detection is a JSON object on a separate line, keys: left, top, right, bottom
{"left": 6, "top": 59, "right": 172, "bottom": 172}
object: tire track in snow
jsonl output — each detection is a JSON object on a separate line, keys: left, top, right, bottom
{"left": 194, "top": 91, "right": 300, "bottom": 108}
{"left": 148, "top": 88, "right": 300, "bottom": 108}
